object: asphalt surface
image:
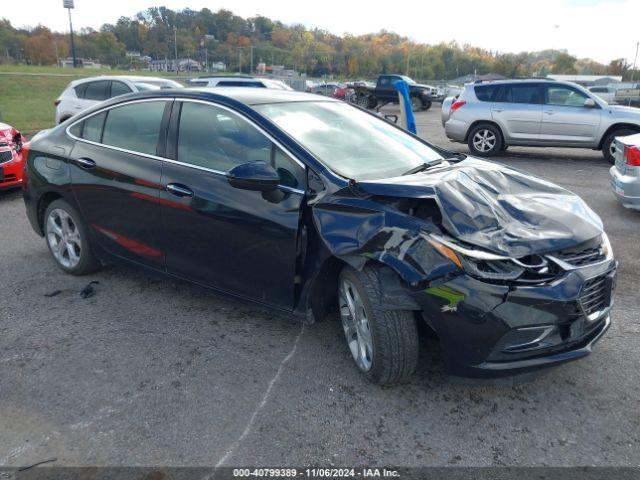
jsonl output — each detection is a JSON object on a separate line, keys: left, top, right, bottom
{"left": 1, "top": 107, "right": 639, "bottom": 468}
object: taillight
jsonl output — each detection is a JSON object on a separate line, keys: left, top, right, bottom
{"left": 54, "top": 100, "right": 61, "bottom": 106}
{"left": 624, "top": 145, "right": 640, "bottom": 166}
{"left": 450, "top": 100, "right": 466, "bottom": 113}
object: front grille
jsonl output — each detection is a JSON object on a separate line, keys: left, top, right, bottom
{"left": 579, "top": 273, "right": 610, "bottom": 317}
{"left": 551, "top": 238, "right": 605, "bottom": 267}
{"left": 0, "top": 150, "right": 13, "bottom": 164}
{"left": 0, "top": 174, "right": 17, "bottom": 183}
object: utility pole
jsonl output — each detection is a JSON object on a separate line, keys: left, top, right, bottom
{"left": 174, "top": 26, "right": 178, "bottom": 76}
{"left": 62, "top": 0, "right": 77, "bottom": 68}
{"left": 250, "top": 45, "right": 254, "bottom": 74}
{"left": 405, "top": 47, "right": 411, "bottom": 76}
{"left": 629, "top": 41, "right": 639, "bottom": 107}
{"left": 238, "top": 47, "right": 242, "bottom": 74}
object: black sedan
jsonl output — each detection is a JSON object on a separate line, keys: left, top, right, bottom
{"left": 23, "top": 88, "right": 617, "bottom": 384}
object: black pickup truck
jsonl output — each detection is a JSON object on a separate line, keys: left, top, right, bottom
{"left": 351, "top": 75, "right": 436, "bottom": 111}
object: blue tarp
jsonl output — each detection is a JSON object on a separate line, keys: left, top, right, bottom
{"left": 393, "top": 80, "right": 417, "bottom": 134}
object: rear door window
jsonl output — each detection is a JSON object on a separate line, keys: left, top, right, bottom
{"left": 499, "top": 84, "right": 542, "bottom": 104}
{"left": 110, "top": 81, "right": 132, "bottom": 97}
{"left": 83, "top": 81, "right": 111, "bottom": 101}
{"left": 101, "top": 101, "right": 167, "bottom": 156}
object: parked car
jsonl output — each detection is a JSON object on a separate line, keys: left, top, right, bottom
{"left": 614, "top": 82, "right": 640, "bottom": 107}
{"left": 55, "top": 76, "right": 183, "bottom": 124}
{"left": 189, "top": 76, "right": 293, "bottom": 90}
{"left": 610, "top": 132, "right": 640, "bottom": 209}
{"left": 24, "top": 88, "right": 616, "bottom": 384}
{"left": 307, "top": 82, "right": 339, "bottom": 96}
{"left": 442, "top": 79, "right": 640, "bottom": 162}
{"left": 0, "top": 122, "right": 26, "bottom": 190}
{"left": 351, "top": 75, "right": 435, "bottom": 111}
{"left": 588, "top": 86, "right": 616, "bottom": 104}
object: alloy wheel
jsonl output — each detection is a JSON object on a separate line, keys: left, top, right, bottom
{"left": 410, "top": 96, "right": 422, "bottom": 111}
{"left": 46, "top": 208, "right": 82, "bottom": 269}
{"left": 472, "top": 129, "right": 497, "bottom": 152}
{"left": 339, "top": 279, "right": 373, "bottom": 372}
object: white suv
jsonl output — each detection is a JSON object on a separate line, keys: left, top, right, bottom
{"left": 54, "top": 76, "right": 183, "bottom": 124}
{"left": 188, "top": 76, "right": 293, "bottom": 90}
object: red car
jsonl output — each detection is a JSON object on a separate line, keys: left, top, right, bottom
{"left": 0, "top": 122, "right": 26, "bottom": 190}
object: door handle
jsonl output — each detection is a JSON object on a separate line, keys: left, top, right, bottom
{"left": 166, "top": 183, "right": 194, "bottom": 197}
{"left": 76, "top": 157, "right": 96, "bottom": 169}
{"left": 492, "top": 109, "right": 504, "bottom": 113}
{"left": 544, "top": 110, "right": 555, "bottom": 115}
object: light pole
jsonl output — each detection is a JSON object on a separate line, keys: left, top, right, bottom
{"left": 629, "top": 41, "right": 639, "bottom": 107}
{"left": 62, "top": 0, "right": 77, "bottom": 68}
{"left": 174, "top": 26, "right": 178, "bottom": 76}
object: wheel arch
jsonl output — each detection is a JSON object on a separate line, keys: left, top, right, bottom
{"left": 302, "top": 255, "right": 421, "bottom": 323}
{"left": 464, "top": 119, "right": 505, "bottom": 144}
{"left": 36, "top": 191, "right": 65, "bottom": 235}
{"left": 598, "top": 123, "right": 640, "bottom": 150}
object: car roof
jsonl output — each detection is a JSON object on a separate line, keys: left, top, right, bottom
{"left": 188, "top": 87, "right": 336, "bottom": 105}
{"left": 71, "top": 75, "right": 179, "bottom": 85}
{"left": 84, "top": 87, "right": 338, "bottom": 111}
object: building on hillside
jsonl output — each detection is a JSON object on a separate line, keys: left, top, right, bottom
{"left": 546, "top": 74, "right": 623, "bottom": 86}
{"left": 150, "top": 58, "right": 202, "bottom": 72}
{"left": 58, "top": 58, "right": 105, "bottom": 69}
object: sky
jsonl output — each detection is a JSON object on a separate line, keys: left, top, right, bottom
{"left": 4, "top": 0, "right": 639, "bottom": 65}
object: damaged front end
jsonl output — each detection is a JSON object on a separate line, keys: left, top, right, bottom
{"left": 308, "top": 158, "right": 617, "bottom": 378}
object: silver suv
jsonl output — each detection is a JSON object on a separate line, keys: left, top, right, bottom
{"left": 441, "top": 79, "right": 640, "bottom": 162}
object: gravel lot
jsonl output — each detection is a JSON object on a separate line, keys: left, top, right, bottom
{"left": 1, "top": 106, "right": 639, "bottom": 468}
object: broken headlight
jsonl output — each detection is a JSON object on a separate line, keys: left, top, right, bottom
{"left": 426, "top": 234, "right": 525, "bottom": 281}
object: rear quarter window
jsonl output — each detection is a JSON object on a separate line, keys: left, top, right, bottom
{"left": 73, "top": 83, "right": 88, "bottom": 99}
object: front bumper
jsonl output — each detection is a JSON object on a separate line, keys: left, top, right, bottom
{"left": 413, "top": 258, "right": 616, "bottom": 378}
{"left": 610, "top": 165, "right": 640, "bottom": 210}
{"left": 0, "top": 154, "right": 23, "bottom": 190}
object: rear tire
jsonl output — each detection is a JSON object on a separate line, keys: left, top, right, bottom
{"left": 338, "top": 265, "right": 419, "bottom": 385}
{"left": 44, "top": 199, "right": 100, "bottom": 275}
{"left": 410, "top": 96, "right": 423, "bottom": 112}
{"left": 602, "top": 128, "right": 637, "bottom": 163}
{"left": 467, "top": 123, "right": 503, "bottom": 157}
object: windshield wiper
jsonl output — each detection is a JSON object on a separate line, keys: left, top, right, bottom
{"left": 402, "top": 159, "right": 444, "bottom": 175}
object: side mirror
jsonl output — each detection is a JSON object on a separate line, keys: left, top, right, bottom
{"left": 584, "top": 98, "right": 597, "bottom": 108}
{"left": 226, "top": 161, "right": 280, "bottom": 192}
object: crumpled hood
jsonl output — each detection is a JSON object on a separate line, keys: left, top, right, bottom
{"left": 355, "top": 158, "right": 603, "bottom": 257}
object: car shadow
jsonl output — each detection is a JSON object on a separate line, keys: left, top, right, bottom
{"left": 0, "top": 187, "right": 22, "bottom": 202}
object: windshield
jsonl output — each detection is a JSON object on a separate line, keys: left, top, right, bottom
{"left": 254, "top": 101, "right": 442, "bottom": 180}
{"left": 401, "top": 76, "right": 417, "bottom": 85}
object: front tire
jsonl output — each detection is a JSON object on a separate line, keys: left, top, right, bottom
{"left": 467, "top": 123, "right": 503, "bottom": 157}
{"left": 44, "top": 199, "right": 100, "bottom": 275}
{"left": 602, "top": 128, "right": 636, "bottom": 163}
{"left": 338, "top": 265, "right": 419, "bottom": 385}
